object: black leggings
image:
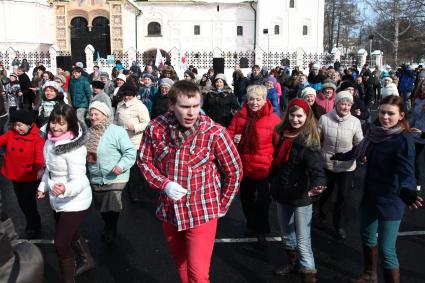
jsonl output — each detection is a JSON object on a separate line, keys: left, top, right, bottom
{"left": 13, "top": 181, "right": 41, "bottom": 232}
{"left": 53, "top": 210, "right": 87, "bottom": 259}
{"left": 239, "top": 177, "right": 271, "bottom": 234}
{"left": 318, "top": 170, "right": 354, "bottom": 229}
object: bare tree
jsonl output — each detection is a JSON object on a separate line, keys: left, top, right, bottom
{"left": 324, "top": 0, "right": 360, "bottom": 52}
{"left": 365, "top": 0, "right": 424, "bottom": 65}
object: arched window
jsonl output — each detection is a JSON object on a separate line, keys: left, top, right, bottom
{"left": 289, "top": 0, "right": 295, "bottom": 8}
{"left": 302, "top": 25, "right": 308, "bottom": 35}
{"left": 148, "top": 22, "right": 161, "bottom": 36}
{"left": 274, "top": 25, "right": 280, "bottom": 35}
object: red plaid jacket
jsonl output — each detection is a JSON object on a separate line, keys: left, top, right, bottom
{"left": 138, "top": 112, "right": 243, "bottom": 231}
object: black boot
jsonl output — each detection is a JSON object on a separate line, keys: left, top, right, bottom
{"left": 100, "top": 212, "right": 110, "bottom": 240}
{"left": 105, "top": 212, "right": 119, "bottom": 244}
{"left": 73, "top": 237, "right": 95, "bottom": 276}
{"left": 60, "top": 257, "right": 75, "bottom": 283}
{"left": 274, "top": 249, "right": 298, "bottom": 276}
{"left": 299, "top": 268, "right": 317, "bottom": 283}
{"left": 383, "top": 268, "right": 400, "bottom": 283}
{"left": 350, "top": 245, "right": 378, "bottom": 283}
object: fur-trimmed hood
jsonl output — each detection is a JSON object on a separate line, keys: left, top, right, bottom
{"left": 53, "top": 122, "right": 88, "bottom": 155}
{"left": 41, "top": 122, "right": 88, "bottom": 155}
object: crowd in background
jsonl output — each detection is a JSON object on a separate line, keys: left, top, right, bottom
{"left": 0, "top": 57, "right": 424, "bottom": 283}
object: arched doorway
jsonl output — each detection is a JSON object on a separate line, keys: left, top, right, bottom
{"left": 142, "top": 48, "right": 170, "bottom": 66}
{"left": 71, "top": 17, "right": 89, "bottom": 64}
{"left": 70, "top": 16, "right": 111, "bottom": 66}
{"left": 91, "top": 17, "right": 111, "bottom": 60}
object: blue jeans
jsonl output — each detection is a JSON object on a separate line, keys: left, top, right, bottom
{"left": 361, "top": 209, "right": 401, "bottom": 269}
{"left": 277, "top": 203, "right": 315, "bottom": 270}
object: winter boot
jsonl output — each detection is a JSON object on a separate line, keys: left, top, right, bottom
{"left": 60, "top": 257, "right": 75, "bottom": 283}
{"left": 350, "top": 245, "right": 378, "bottom": 283}
{"left": 383, "top": 268, "right": 400, "bottom": 283}
{"left": 299, "top": 268, "right": 317, "bottom": 283}
{"left": 274, "top": 249, "right": 298, "bottom": 276}
{"left": 73, "top": 237, "right": 95, "bottom": 276}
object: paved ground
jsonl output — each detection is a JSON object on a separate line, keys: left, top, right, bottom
{"left": 2, "top": 163, "right": 425, "bottom": 283}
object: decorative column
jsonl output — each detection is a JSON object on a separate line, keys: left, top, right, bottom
{"left": 109, "top": 1, "right": 123, "bottom": 53}
{"left": 357, "top": 49, "right": 368, "bottom": 67}
{"left": 85, "top": 44, "right": 95, "bottom": 71}
{"left": 295, "top": 49, "right": 305, "bottom": 68}
{"left": 254, "top": 47, "right": 264, "bottom": 67}
{"left": 170, "top": 48, "right": 180, "bottom": 70}
{"left": 331, "top": 47, "right": 341, "bottom": 62}
{"left": 127, "top": 47, "right": 136, "bottom": 67}
{"left": 49, "top": 45, "right": 58, "bottom": 74}
{"left": 55, "top": 4, "right": 68, "bottom": 51}
{"left": 372, "top": 50, "right": 383, "bottom": 69}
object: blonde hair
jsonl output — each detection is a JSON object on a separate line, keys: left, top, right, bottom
{"left": 275, "top": 105, "right": 321, "bottom": 150}
{"left": 246, "top": 84, "right": 267, "bottom": 100}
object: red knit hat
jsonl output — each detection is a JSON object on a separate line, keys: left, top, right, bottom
{"left": 288, "top": 98, "right": 310, "bottom": 115}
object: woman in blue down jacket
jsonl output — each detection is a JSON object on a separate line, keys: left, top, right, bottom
{"left": 332, "top": 95, "right": 423, "bottom": 283}
{"left": 86, "top": 101, "right": 136, "bottom": 245}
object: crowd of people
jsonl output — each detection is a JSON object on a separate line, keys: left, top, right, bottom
{"left": 0, "top": 58, "right": 424, "bottom": 283}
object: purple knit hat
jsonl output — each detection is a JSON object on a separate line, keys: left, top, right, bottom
{"left": 266, "top": 75, "right": 277, "bottom": 87}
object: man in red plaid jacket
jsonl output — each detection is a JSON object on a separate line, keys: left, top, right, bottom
{"left": 137, "top": 80, "right": 242, "bottom": 283}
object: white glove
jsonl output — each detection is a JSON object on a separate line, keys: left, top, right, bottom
{"left": 165, "top": 182, "right": 188, "bottom": 201}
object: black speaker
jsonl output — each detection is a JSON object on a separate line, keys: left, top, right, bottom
{"left": 56, "top": 56, "right": 72, "bottom": 72}
{"left": 213, "top": 57, "right": 224, "bottom": 74}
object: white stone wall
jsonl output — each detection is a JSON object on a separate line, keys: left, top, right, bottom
{"left": 136, "top": 2, "right": 255, "bottom": 53}
{"left": 122, "top": 2, "right": 137, "bottom": 51}
{"left": 256, "top": 0, "right": 324, "bottom": 54}
{"left": 0, "top": 0, "right": 324, "bottom": 56}
{"left": 0, "top": 0, "right": 54, "bottom": 51}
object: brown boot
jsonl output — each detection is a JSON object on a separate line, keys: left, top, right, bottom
{"left": 60, "top": 257, "right": 75, "bottom": 283}
{"left": 384, "top": 268, "right": 400, "bottom": 283}
{"left": 73, "top": 237, "right": 95, "bottom": 276}
{"left": 299, "top": 268, "right": 317, "bottom": 283}
{"left": 273, "top": 249, "right": 298, "bottom": 276}
{"left": 350, "top": 245, "right": 378, "bottom": 283}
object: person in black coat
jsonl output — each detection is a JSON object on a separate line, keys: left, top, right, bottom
{"left": 151, "top": 78, "right": 174, "bottom": 119}
{"left": 232, "top": 69, "right": 249, "bottom": 104}
{"left": 203, "top": 74, "right": 240, "bottom": 127}
{"left": 247, "top": 65, "right": 264, "bottom": 86}
{"left": 16, "top": 67, "right": 33, "bottom": 111}
{"left": 271, "top": 98, "right": 326, "bottom": 283}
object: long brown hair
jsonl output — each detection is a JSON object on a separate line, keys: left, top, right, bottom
{"left": 378, "top": 95, "right": 410, "bottom": 131}
{"left": 275, "top": 103, "right": 320, "bottom": 150}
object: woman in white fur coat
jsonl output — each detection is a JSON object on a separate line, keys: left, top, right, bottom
{"left": 37, "top": 104, "right": 94, "bottom": 283}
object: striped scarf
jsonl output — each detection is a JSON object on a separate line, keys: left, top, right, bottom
{"left": 354, "top": 123, "right": 404, "bottom": 161}
{"left": 87, "top": 122, "right": 110, "bottom": 163}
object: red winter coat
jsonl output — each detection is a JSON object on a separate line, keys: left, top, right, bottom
{"left": 315, "top": 91, "right": 335, "bottom": 118}
{"left": 227, "top": 100, "right": 281, "bottom": 180}
{"left": 0, "top": 124, "right": 45, "bottom": 182}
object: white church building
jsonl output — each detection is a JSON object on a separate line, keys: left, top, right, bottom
{"left": 0, "top": 0, "right": 325, "bottom": 70}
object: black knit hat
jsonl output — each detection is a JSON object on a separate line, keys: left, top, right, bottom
{"left": 10, "top": 110, "right": 34, "bottom": 125}
{"left": 118, "top": 83, "right": 138, "bottom": 97}
{"left": 92, "top": 80, "right": 105, "bottom": 89}
{"left": 339, "top": 80, "right": 355, "bottom": 91}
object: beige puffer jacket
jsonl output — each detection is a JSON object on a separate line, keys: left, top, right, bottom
{"left": 318, "top": 109, "right": 364, "bottom": 172}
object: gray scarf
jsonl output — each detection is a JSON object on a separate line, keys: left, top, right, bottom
{"left": 354, "top": 123, "right": 404, "bottom": 160}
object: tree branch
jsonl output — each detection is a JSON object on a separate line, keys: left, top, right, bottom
{"left": 373, "top": 29, "right": 395, "bottom": 47}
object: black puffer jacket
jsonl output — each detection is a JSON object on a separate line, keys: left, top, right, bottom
{"left": 203, "top": 87, "right": 240, "bottom": 127}
{"left": 151, "top": 93, "right": 169, "bottom": 119}
{"left": 271, "top": 141, "right": 326, "bottom": 207}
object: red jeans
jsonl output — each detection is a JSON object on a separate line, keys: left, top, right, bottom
{"left": 162, "top": 219, "right": 218, "bottom": 283}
